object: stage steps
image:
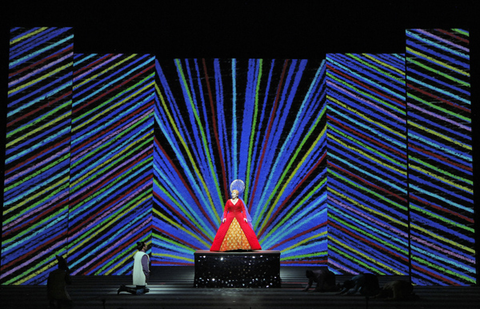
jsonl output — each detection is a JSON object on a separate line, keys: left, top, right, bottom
{"left": 1, "top": 266, "right": 478, "bottom": 309}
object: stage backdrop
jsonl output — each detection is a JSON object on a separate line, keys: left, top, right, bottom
{"left": 1, "top": 27, "right": 475, "bottom": 286}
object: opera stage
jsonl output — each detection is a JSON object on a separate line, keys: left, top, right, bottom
{"left": 1, "top": 266, "right": 479, "bottom": 309}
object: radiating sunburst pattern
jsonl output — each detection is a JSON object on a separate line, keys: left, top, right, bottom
{"left": 406, "top": 29, "right": 475, "bottom": 286}
{"left": 1, "top": 27, "right": 74, "bottom": 285}
{"left": 1, "top": 27, "right": 476, "bottom": 286}
{"left": 67, "top": 53, "right": 156, "bottom": 276}
{"left": 326, "top": 53, "right": 409, "bottom": 275}
{"left": 151, "top": 59, "right": 328, "bottom": 265}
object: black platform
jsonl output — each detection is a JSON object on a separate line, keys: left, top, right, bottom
{"left": 194, "top": 250, "right": 281, "bottom": 288}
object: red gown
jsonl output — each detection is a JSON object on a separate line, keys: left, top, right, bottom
{"left": 210, "top": 199, "right": 262, "bottom": 251}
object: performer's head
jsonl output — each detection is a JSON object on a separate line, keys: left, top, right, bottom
{"left": 136, "top": 241, "right": 147, "bottom": 251}
{"left": 231, "top": 189, "right": 239, "bottom": 198}
{"left": 56, "top": 255, "right": 69, "bottom": 272}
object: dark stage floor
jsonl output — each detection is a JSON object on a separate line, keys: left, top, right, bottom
{"left": 1, "top": 266, "right": 479, "bottom": 309}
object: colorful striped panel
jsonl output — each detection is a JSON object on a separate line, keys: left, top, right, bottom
{"left": 1, "top": 27, "right": 74, "bottom": 285}
{"left": 326, "top": 53, "right": 409, "bottom": 275}
{"left": 406, "top": 29, "right": 475, "bottom": 286}
{"left": 151, "top": 59, "right": 328, "bottom": 266}
{"left": 67, "top": 53, "right": 156, "bottom": 275}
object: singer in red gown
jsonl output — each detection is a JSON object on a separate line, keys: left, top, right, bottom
{"left": 210, "top": 190, "right": 261, "bottom": 251}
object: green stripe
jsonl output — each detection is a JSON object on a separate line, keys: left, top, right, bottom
{"left": 245, "top": 59, "right": 263, "bottom": 202}
{"left": 406, "top": 58, "right": 470, "bottom": 88}
{"left": 175, "top": 59, "right": 222, "bottom": 219}
{"left": 328, "top": 169, "right": 407, "bottom": 212}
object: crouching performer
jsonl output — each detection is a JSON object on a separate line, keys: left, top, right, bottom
{"left": 373, "top": 280, "right": 416, "bottom": 300}
{"left": 304, "top": 267, "right": 338, "bottom": 292}
{"left": 338, "top": 273, "right": 380, "bottom": 296}
{"left": 118, "top": 241, "right": 150, "bottom": 295}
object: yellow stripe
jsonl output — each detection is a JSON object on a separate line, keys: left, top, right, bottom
{"left": 328, "top": 133, "right": 407, "bottom": 176}
{"left": 73, "top": 54, "right": 137, "bottom": 90}
{"left": 411, "top": 224, "right": 475, "bottom": 254}
{"left": 410, "top": 164, "right": 473, "bottom": 193}
{"left": 3, "top": 176, "right": 69, "bottom": 215}
{"left": 8, "top": 62, "right": 73, "bottom": 95}
{"left": 406, "top": 47, "right": 470, "bottom": 77}
{"left": 7, "top": 111, "right": 71, "bottom": 148}
{"left": 15, "top": 259, "right": 58, "bottom": 285}
{"left": 155, "top": 83, "right": 219, "bottom": 221}
{"left": 104, "top": 242, "right": 152, "bottom": 275}
{"left": 153, "top": 208, "right": 211, "bottom": 247}
{"left": 328, "top": 187, "right": 408, "bottom": 228}
{"left": 328, "top": 95, "right": 406, "bottom": 139}
{"left": 282, "top": 231, "right": 327, "bottom": 252}
{"left": 329, "top": 236, "right": 404, "bottom": 275}
{"left": 152, "top": 254, "right": 194, "bottom": 262}
{"left": 10, "top": 27, "right": 48, "bottom": 45}
{"left": 70, "top": 133, "right": 150, "bottom": 188}
{"left": 364, "top": 54, "right": 404, "bottom": 75}
{"left": 74, "top": 80, "right": 154, "bottom": 132}
{"left": 260, "top": 125, "right": 327, "bottom": 231}
{"left": 409, "top": 121, "right": 471, "bottom": 151}
{"left": 69, "top": 195, "right": 151, "bottom": 256}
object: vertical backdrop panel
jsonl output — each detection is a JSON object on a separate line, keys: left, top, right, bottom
{"left": 151, "top": 59, "right": 329, "bottom": 266}
{"left": 68, "top": 53, "right": 156, "bottom": 275}
{"left": 1, "top": 27, "right": 74, "bottom": 285}
{"left": 326, "top": 53, "right": 409, "bottom": 275}
{"left": 406, "top": 28, "right": 475, "bottom": 286}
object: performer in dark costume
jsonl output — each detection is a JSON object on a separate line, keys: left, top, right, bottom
{"left": 210, "top": 180, "right": 261, "bottom": 251}
{"left": 338, "top": 273, "right": 380, "bottom": 296}
{"left": 47, "top": 255, "right": 72, "bottom": 308}
{"left": 304, "top": 267, "right": 338, "bottom": 292}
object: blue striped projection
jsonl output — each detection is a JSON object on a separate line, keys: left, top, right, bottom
{"left": 406, "top": 29, "right": 475, "bottom": 286}
{"left": 0, "top": 27, "right": 476, "bottom": 286}
{"left": 151, "top": 59, "right": 328, "bottom": 266}
{"left": 326, "top": 53, "right": 409, "bottom": 275}
{"left": 1, "top": 27, "right": 74, "bottom": 285}
{"left": 67, "top": 53, "right": 156, "bottom": 276}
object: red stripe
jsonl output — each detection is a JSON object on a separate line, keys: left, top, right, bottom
{"left": 330, "top": 221, "right": 407, "bottom": 261}
{"left": 73, "top": 54, "right": 115, "bottom": 77}
{"left": 327, "top": 115, "right": 407, "bottom": 159}
{"left": 69, "top": 149, "right": 152, "bottom": 210}
{"left": 155, "top": 138, "right": 217, "bottom": 230}
{"left": 68, "top": 176, "right": 152, "bottom": 235}
{"left": 411, "top": 263, "right": 459, "bottom": 285}
{"left": 9, "top": 45, "right": 74, "bottom": 78}
{"left": 409, "top": 194, "right": 474, "bottom": 223}
{"left": 269, "top": 222, "right": 328, "bottom": 250}
{"left": 202, "top": 59, "right": 229, "bottom": 200}
{"left": 3, "top": 198, "right": 69, "bottom": 237}
{"left": 250, "top": 60, "right": 290, "bottom": 207}
{"left": 435, "top": 29, "right": 469, "bottom": 44}
{"left": 0, "top": 231, "right": 69, "bottom": 272}
{"left": 7, "top": 90, "right": 72, "bottom": 128}
{"left": 73, "top": 63, "right": 155, "bottom": 114}
{"left": 327, "top": 64, "right": 406, "bottom": 107}
{"left": 152, "top": 261, "right": 193, "bottom": 266}
{"left": 328, "top": 161, "right": 408, "bottom": 203}
{"left": 409, "top": 143, "right": 472, "bottom": 172}
{"left": 5, "top": 138, "right": 70, "bottom": 175}
{"left": 281, "top": 260, "right": 328, "bottom": 264}
{"left": 84, "top": 219, "right": 151, "bottom": 274}
{"left": 153, "top": 191, "right": 211, "bottom": 242}
{"left": 407, "top": 83, "right": 470, "bottom": 113}
{"left": 258, "top": 152, "right": 327, "bottom": 238}
{"left": 152, "top": 226, "right": 201, "bottom": 250}
{"left": 71, "top": 99, "right": 153, "bottom": 154}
